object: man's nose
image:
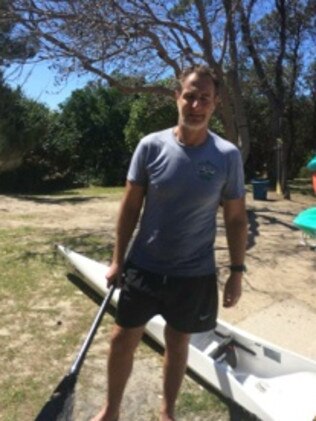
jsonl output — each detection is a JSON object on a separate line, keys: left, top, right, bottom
{"left": 192, "top": 99, "right": 201, "bottom": 108}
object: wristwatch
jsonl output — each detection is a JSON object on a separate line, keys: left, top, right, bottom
{"left": 229, "top": 264, "right": 247, "bottom": 273}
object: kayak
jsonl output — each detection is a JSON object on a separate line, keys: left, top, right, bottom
{"left": 57, "top": 245, "right": 316, "bottom": 421}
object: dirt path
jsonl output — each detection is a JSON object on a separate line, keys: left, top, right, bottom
{"left": 218, "top": 191, "right": 316, "bottom": 359}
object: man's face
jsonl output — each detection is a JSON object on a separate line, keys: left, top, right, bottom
{"left": 176, "top": 73, "right": 219, "bottom": 131}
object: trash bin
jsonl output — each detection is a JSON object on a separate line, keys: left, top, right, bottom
{"left": 251, "top": 179, "right": 269, "bottom": 200}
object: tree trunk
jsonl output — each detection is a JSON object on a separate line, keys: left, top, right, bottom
{"left": 226, "top": 71, "right": 251, "bottom": 163}
{"left": 238, "top": 0, "right": 290, "bottom": 198}
{"left": 217, "top": 80, "right": 238, "bottom": 144}
{"left": 222, "top": 0, "right": 251, "bottom": 163}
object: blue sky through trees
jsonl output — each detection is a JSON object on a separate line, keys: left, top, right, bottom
{"left": 5, "top": 61, "right": 93, "bottom": 110}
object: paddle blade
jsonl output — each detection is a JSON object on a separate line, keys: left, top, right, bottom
{"left": 34, "top": 372, "right": 77, "bottom": 421}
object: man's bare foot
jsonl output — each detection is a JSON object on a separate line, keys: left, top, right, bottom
{"left": 159, "top": 411, "right": 176, "bottom": 421}
{"left": 90, "top": 406, "right": 119, "bottom": 421}
{"left": 89, "top": 408, "right": 105, "bottom": 421}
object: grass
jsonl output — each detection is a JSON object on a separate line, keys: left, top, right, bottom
{"left": 0, "top": 187, "right": 230, "bottom": 421}
{"left": 51, "top": 185, "right": 125, "bottom": 197}
{"left": 178, "top": 385, "right": 227, "bottom": 416}
{"left": 0, "top": 189, "right": 116, "bottom": 421}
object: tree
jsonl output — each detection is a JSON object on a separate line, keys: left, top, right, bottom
{"left": 125, "top": 93, "right": 178, "bottom": 152}
{"left": 0, "top": 78, "right": 50, "bottom": 173}
{"left": 125, "top": 90, "right": 225, "bottom": 152}
{"left": 0, "top": 110, "right": 67, "bottom": 192}
{"left": 238, "top": 0, "right": 315, "bottom": 197}
{"left": 5, "top": 0, "right": 315, "bottom": 194}
{"left": 0, "top": 0, "right": 40, "bottom": 173}
{"left": 57, "top": 83, "right": 134, "bottom": 185}
{"left": 0, "top": 0, "right": 37, "bottom": 66}
{"left": 7, "top": 0, "right": 251, "bottom": 159}
{"left": 305, "top": 61, "right": 316, "bottom": 152}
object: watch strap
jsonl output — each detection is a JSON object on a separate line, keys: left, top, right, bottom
{"left": 229, "top": 264, "right": 247, "bottom": 273}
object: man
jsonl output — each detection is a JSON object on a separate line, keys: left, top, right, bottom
{"left": 92, "top": 65, "right": 248, "bottom": 421}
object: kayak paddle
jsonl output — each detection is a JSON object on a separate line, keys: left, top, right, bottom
{"left": 34, "top": 284, "right": 116, "bottom": 421}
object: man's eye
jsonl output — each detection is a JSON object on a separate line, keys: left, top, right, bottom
{"left": 184, "top": 94, "right": 210, "bottom": 102}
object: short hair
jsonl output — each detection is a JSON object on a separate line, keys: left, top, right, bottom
{"left": 177, "top": 65, "right": 220, "bottom": 94}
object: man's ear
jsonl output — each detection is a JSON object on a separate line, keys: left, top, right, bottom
{"left": 175, "top": 89, "right": 181, "bottom": 100}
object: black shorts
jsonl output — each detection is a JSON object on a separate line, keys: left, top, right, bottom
{"left": 115, "top": 261, "right": 218, "bottom": 333}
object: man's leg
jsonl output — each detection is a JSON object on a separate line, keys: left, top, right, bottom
{"left": 160, "top": 324, "right": 191, "bottom": 421}
{"left": 91, "top": 323, "right": 145, "bottom": 421}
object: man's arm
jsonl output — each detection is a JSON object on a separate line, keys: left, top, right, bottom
{"left": 222, "top": 197, "right": 248, "bottom": 308}
{"left": 106, "top": 181, "right": 145, "bottom": 286}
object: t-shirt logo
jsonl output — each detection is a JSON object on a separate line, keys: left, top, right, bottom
{"left": 196, "top": 160, "right": 215, "bottom": 180}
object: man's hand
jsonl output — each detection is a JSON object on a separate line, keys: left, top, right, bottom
{"left": 223, "top": 273, "right": 242, "bottom": 308}
{"left": 106, "top": 262, "right": 124, "bottom": 288}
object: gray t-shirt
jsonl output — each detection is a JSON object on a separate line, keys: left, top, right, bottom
{"left": 127, "top": 128, "right": 245, "bottom": 276}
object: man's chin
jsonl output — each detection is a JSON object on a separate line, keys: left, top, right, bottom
{"left": 183, "top": 120, "right": 207, "bottom": 130}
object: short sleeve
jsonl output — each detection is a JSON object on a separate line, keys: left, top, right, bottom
{"left": 127, "top": 140, "right": 148, "bottom": 186}
{"left": 221, "top": 149, "right": 245, "bottom": 200}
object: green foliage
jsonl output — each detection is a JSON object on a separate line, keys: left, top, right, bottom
{"left": 210, "top": 113, "right": 225, "bottom": 138}
{"left": 0, "top": 63, "right": 314, "bottom": 193}
{"left": 0, "top": 79, "right": 51, "bottom": 174}
{"left": 3, "top": 0, "right": 315, "bottom": 193}
{"left": 287, "top": 96, "right": 315, "bottom": 177}
{"left": 57, "top": 83, "right": 134, "bottom": 186}
{"left": 125, "top": 93, "right": 178, "bottom": 151}
{"left": 3, "top": 111, "right": 74, "bottom": 192}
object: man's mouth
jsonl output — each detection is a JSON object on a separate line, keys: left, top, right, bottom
{"left": 188, "top": 114, "right": 204, "bottom": 121}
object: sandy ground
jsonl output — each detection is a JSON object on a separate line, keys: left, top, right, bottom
{"left": 1, "top": 189, "right": 316, "bottom": 420}
{"left": 218, "top": 191, "right": 316, "bottom": 361}
{"left": 3, "top": 190, "right": 314, "bottom": 357}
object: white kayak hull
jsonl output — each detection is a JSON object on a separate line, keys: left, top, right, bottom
{"left": 57, "top": 245, "right": 316, "bottom": 421}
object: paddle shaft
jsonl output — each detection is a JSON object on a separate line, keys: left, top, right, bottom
{"left": 70, "top": 284, "right": 116, "bottom": 375}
